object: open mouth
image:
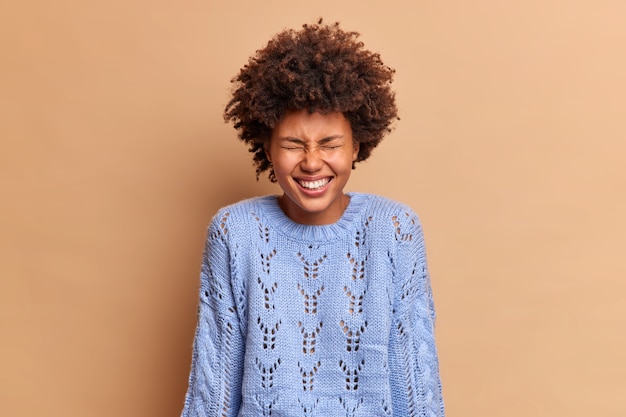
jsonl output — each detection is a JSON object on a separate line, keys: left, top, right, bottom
{"left": 296, "top": 177, "right": 331, "bottom": 190}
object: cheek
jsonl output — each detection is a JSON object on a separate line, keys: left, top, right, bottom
{"left": 271, "top": 153, "right": 298, "bottom": 172}
{"left": 328, "top": 154, "right": 356, "bottom": 173}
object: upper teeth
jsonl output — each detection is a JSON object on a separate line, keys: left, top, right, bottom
{"left": 299, "top": 179, "right": 329, "bottom": 189}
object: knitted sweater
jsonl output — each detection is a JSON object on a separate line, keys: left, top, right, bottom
{"left": 181, "top": 192, "right": 445, "bottom": 417}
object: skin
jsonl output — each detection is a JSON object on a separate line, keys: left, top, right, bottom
{"left": 265, "top": 109, "right": 359, "bottom": 225}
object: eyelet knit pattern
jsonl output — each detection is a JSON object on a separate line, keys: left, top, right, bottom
{"left": 181, "top": 193, "right": 445, "bottom": 417}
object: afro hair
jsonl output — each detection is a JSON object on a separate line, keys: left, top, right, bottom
{"left": 224, "top": 19, "right": 398, "bottom": 181}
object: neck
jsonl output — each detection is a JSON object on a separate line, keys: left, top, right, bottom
{"left": 278, "top": 193, "right": 350, "bottom": 225}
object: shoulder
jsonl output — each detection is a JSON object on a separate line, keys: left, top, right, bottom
{"left": 206, "top": 195, "right": 275, "bottom": 240}
{"left": 350, "top": 193, "right": 425, "bottom": 249}
{"left": 211, "top": 195, "right": 260, "bottom": 217}
{"left": 353, "top": 192, "right": 422, "bottom": 225}
{"left": 211, "top": 195, "right": 276, "bottom": 222}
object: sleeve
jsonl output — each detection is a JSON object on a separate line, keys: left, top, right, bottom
{"left": 388, "top": 210, "right": 445, "bottom": 417}
{"left": 181, "top": 214, "right": 245, "bottom": 417}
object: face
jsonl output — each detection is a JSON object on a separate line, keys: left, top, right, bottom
{"left": 266, "top": 109, "right": 359, "bottom": 225}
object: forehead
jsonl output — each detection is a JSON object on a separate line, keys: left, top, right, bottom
{"left": 271, "top": 109, "right": 352, "bottom": 140}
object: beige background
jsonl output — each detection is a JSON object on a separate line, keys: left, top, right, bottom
{"left": 1, "top": 1, "right": 625, "bottom": 416}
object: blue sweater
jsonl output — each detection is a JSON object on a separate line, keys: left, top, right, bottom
{"left": 181, "top": 193, "right": 445, "bottom": 417}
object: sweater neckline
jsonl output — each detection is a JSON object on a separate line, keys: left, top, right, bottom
{"left": 257, "top": 192, "right": 367, "bottom": 242}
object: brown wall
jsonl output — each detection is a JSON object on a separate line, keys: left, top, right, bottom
{"left": 2, "top": 1, "right": 625, "bottom": 416}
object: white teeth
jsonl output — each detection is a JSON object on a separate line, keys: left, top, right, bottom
{"left": 299, "top": 178, "right": 330, "bottom": 189}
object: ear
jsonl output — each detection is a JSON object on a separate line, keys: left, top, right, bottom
{"left": 264, "top": 140, "right": 272, "bottom": 163}
{"left": 352, "top": 141, "right": 360, "bottom": 161}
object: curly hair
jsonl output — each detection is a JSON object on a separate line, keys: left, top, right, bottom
{"left": 224, "top": 19, "right": 398, "bottom": 182}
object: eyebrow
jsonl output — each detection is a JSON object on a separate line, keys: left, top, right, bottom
{"left": 280, "top": 135, "right": 345, "bottom": 144}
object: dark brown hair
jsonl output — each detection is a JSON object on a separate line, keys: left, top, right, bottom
{"left": 224, "top": 19, "right": 398, "bottom": 181}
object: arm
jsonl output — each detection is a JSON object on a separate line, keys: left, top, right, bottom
{"left": 388, "top": 210, "right": 445, "bottom": 417}
{"left": 181, "top": 215, "right": 244, "bottom": 417}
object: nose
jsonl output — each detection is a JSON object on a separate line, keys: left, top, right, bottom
{"left": 300, "top": 149, "right": 324, "bottom": 172}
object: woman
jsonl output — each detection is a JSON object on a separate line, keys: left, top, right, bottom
{"left": 181, "top": 19, "right": 445, "bottom": 417}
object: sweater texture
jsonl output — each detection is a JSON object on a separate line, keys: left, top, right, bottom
{"left": 181, "top": 192, "right": 445, "bottom": 417}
